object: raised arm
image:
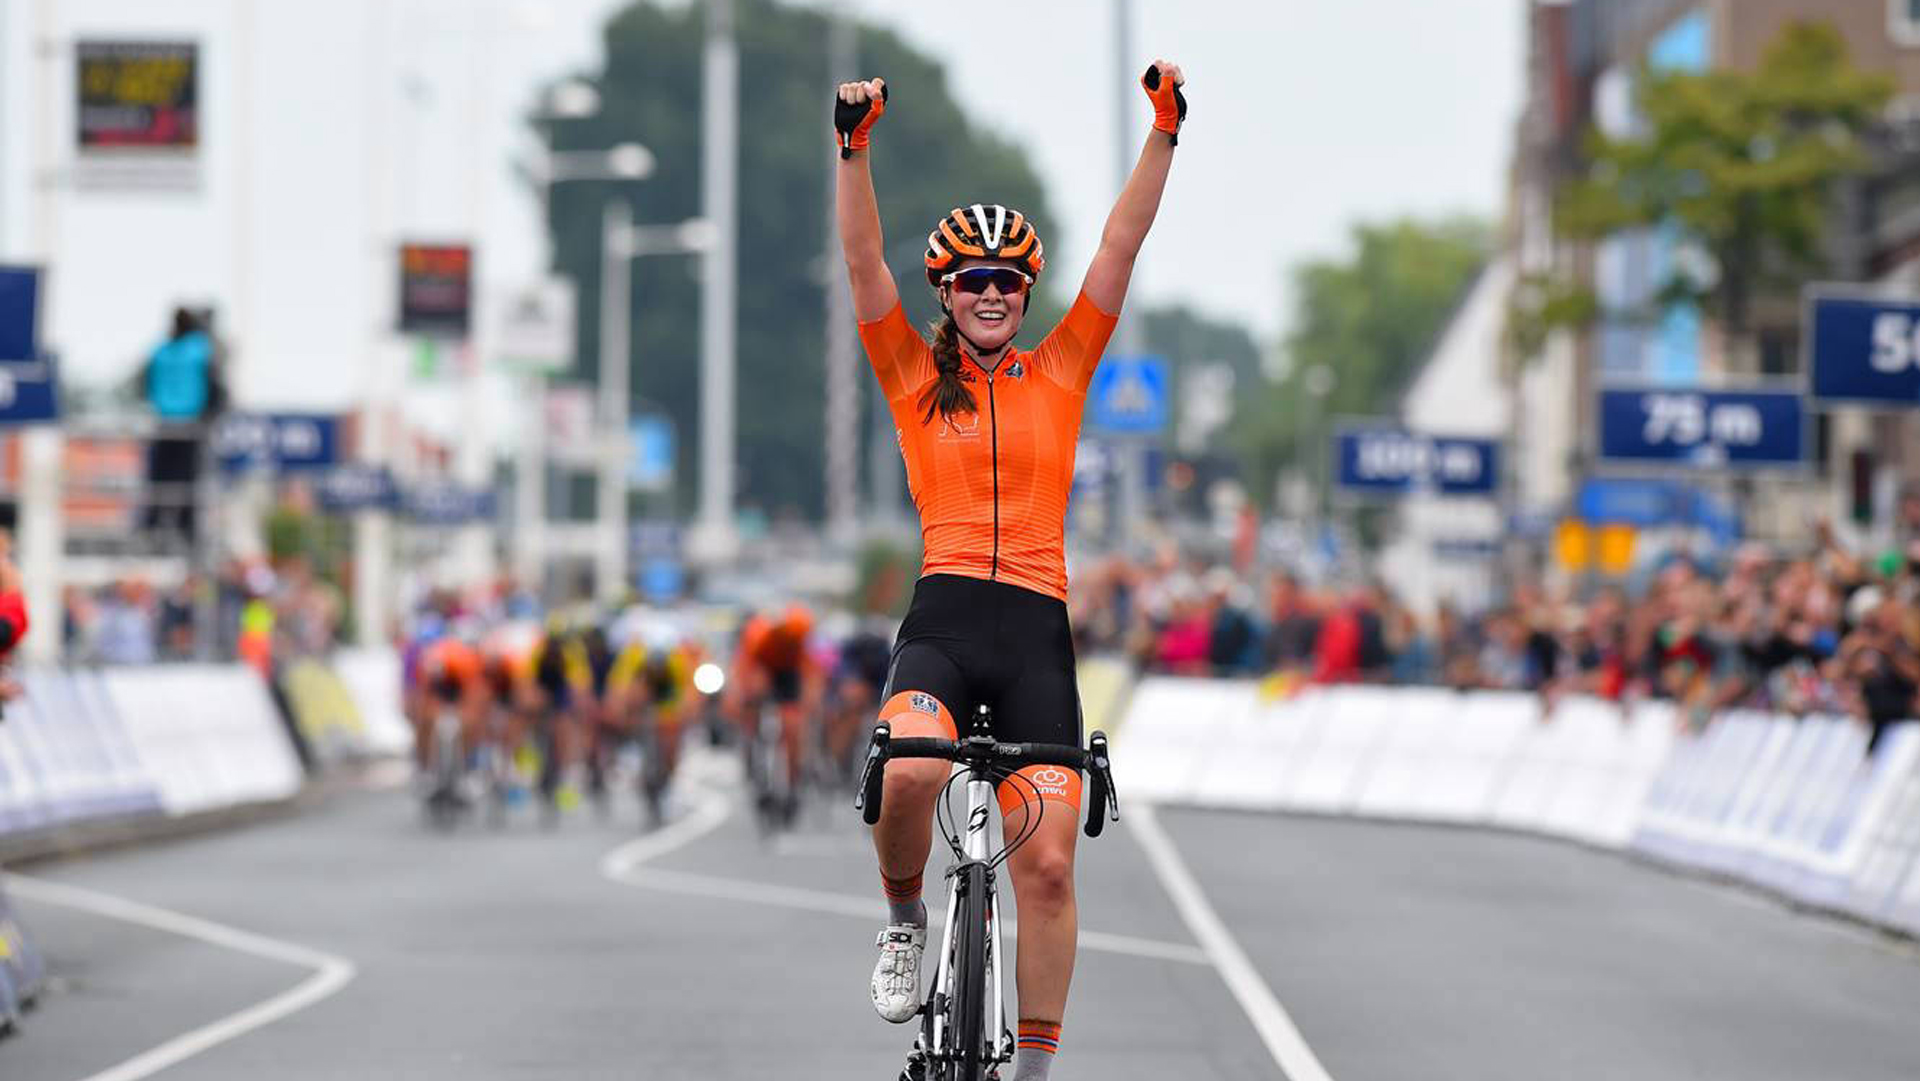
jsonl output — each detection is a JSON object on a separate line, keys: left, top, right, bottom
{"left": 834, "top": 78, "right": 899, "bottom": 322}
{"left": 1081, "top": 60, "right": 1186, "bottom": 315}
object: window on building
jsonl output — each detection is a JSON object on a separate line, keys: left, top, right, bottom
{"left": 1758, "top": 328, "right": 1796, "bottom": 377}
{"left": 1893, "top": 0, "right": 1920, "bottom": 47}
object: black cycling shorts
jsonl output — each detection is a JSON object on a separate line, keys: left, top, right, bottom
{"left": 881, "top": 573, "right": 1081, "bottom": 749}
{"left": 768, "top": 665, "right": 804, "bottom": 705}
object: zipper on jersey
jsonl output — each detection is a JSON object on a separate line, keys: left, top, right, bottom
{"left": 987, "top": 374, "right": 1000, "bottom": 579}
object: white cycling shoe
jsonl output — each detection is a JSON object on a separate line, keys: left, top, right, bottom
{"left": 870, "top": 923, "right": 927, "bottom": 1023}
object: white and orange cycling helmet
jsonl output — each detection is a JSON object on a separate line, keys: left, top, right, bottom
{"left": 923, "top": 203, "right": 1045, "bottom": 288}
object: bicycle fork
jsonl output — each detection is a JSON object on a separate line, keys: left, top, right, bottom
{"left": 928, "top": 771, "right": 1008, "bottom": 1068}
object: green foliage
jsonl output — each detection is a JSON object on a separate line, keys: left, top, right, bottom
{"left": 1545, "top": 20, "right": 1892, "bottom": 340}
{"left": 1505, "top": 272, "right": 1599, "bottom": 360}
{"left": 1232, "top": 216, "right": 1490, "bottom": 509}
{"left": 849, "top": 537, "right": 919, "bottom": 616}
{"left": 544, "top": 0, "right": 1059, "bottom": 520}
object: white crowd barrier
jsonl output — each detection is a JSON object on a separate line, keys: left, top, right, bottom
{"left": 330, "top": 648, "right": 414, "bottom": 759}
{"left": 1117, "top": 679, "right": 1920, "bottom": 937}
{"left": 0, "top": 664, "right": 303, "bottom": 843}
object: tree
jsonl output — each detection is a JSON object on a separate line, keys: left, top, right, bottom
{"left": 542, "top": 0, "right": 1061, "bottom": 521}
{"left": 1511, "top": 20, "right": 1892, "bottom": 363}
{"left": 1233, "top": 217, "right": 1490, "bottom": 510}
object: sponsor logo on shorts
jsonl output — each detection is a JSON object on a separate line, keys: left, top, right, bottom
{"left": 909, "top": 692, "right": 940, "bottom": 716}
{"left": 1028, "top": 767, "right": 1072, "bottom": 798}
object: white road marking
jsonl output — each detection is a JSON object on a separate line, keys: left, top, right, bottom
{"left": 6, "top": 874, "right": 356, "bottom": 1081}
{"left": 596, "top": 785, "right": 1209, "bottom": 966}
{"left": 1130, "top": 801, "right": 1336, "bottom": 1081}
{"left": 617, "top": 864, "right": 1209, "bottom": 966}
{"left": 597, "top": 784, "right": 734, "bottom": 880}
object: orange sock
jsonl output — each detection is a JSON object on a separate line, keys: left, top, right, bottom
{"left": 882, "top": 871, "right": 925, "bottom": 926}
{"left": 1016, "top": 1018, "right": 1060, "bottom": 1056}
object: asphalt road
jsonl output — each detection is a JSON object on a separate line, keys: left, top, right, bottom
{"left": 4, "top": 758, "right": 1918, "bottom": 1081}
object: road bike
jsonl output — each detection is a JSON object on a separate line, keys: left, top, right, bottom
{"left": 422, "top": 707, "right": 470, "bottom": 830}
{"left": 745, "top": 700, "right": 799, "bottom": 836}
{"left": 857, "top": 705, "right": 1118, "bottom": 1081}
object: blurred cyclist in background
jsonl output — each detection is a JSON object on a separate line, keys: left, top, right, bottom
{"left": 607, "top": 617, "right": 700, "bottom": 824}
{"left": 407, "top": 626, "right": 489, "bottom": 806}
{"left": 527, "top": 616, "right": 594, "bottom": 819}
{"left": 825, "top": 617, "right": 893, "bottom": 788}
{"left": 733, "top": 603, "right": 821, "bottom": 824}
{"left": 0, "top": 529, "right": 29, "bottom": 706}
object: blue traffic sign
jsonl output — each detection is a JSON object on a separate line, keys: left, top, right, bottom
{"left": 1574, "top": 477, "right": 1742, "bottom": 542}
{"left": 1333, "top": 427, "right": 1501, "bottom": 497}
{"left": 1596, "top": 386, "right": 1804, "bottom": 469}
{"left": 1087, "top": 355, "right": 1169, "bottom": 435}
{"left": 314, "top": 464, "right": 398, "bottom": 513}
{"left": 0, "top": 355, "right": 60, "bottom": 426}
{"left": 628, "top": 415, "right": 673, "bottom": 491}
{"left": 0, "top": 266, "right": 42, "bottom": 362}
{"left": 1806, "top": 287, "right": 1920, "bottom": 406}
{"left": 214, "top": 414, "right": 340, "bottom": 474}
{"left": 403, "top": 482, "right": 496, "bottom": 526}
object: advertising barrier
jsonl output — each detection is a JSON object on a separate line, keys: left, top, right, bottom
{"left": 330, "top": 649, "right": 414, "bottom": 758}
{"left": 1117, "top": 679, "right": 1920, "bottom": 936}
{"left": 0, "top": 664, "right": 303, "bottom": 841}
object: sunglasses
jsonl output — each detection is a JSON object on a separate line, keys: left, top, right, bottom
{"left": 942, "top": 267, "right": 1032, "bottom": 296}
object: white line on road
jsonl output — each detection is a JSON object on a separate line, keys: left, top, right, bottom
{"left": 1130, "top": 801, "right": 1335, "bottom": 1081}
{"left": 6, "top": 874, "right": 357, "bottom": 1081}
{"left": 620, "top": 864, "right": 1210, "bottom": 966}
{"left": 596, "top": 785, "right": 1210, "bottom": 966}
{"left": 597, "top": 784, "right": 734, "bottom": 880}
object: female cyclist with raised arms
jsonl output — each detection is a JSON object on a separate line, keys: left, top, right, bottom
{"left": 836, "top": 59, "right": 1185, "bottom": 1081}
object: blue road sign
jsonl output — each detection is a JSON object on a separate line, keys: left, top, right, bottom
{"left": 1087, "top": 355, "right": 1169, "bottom": 435}
{"left": 639, "top": 558, "right": 683, "bottom": 601}
{"left": 1596, "top": 386, "right": 1804, "bottom": 469}
{"left": 1574, "top": 477, "right": 1742, "bottom": 543}
{"left": 402, "top": 482, "right": 497, "bottom": 526}
{"left": 314, "top": 464, "right": 398, "bottom": 513}
{"left": 214, "top": 414, "right": 340, "bottom": 474}
{"left": 0, "top": 355, "right": 60, "bottom": 426}
{"left": 1333, "top": 427, "right": 1501, "bottom": 497}
{"left": 628, "top": 415, "right": 673, "bottom": 491}
{"left": 0, "top": 266, "right": 42, "bottom": 361}
{"left": 1806, "top": 288, "right": 1920, "bottom": 406}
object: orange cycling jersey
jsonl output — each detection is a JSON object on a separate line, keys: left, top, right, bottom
{"left": 742, "top": 616, "right": 809, "bottom": 673}
{"left": 859, "top": 290, "right": 1118, "bottom": 601}
{"left": 420, "top": 638, "right": 485, "bottom": 691}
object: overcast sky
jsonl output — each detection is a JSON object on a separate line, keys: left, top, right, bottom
{"left": 832, "top": 0, "right": 1526, "bottom": 343}
{"left": 485, "top": 0, "right": 1526, "bottom": 346}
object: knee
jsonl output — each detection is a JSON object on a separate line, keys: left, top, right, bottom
{"left": 882, "top": 759, "right": 949, "bottom": 810}
{"left": 1013, "top": 847, "right": 1075, "bottom": 916}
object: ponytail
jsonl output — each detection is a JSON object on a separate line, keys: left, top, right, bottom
{"left": 919, "top": 314, "right": 978, "bottom": 424}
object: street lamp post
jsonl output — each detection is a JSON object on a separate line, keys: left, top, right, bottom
{"left": 595, "top": 213, "right": 715, "bottom": 605}
{"left": 519, "top": 125, "right": 653, "bottom": 598}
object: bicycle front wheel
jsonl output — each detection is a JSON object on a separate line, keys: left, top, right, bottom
{"left": 944, "top": 862, "right": 990, "bottom": 1081}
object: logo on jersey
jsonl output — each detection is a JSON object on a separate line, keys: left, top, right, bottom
{"left": 1004, "top": 360, "right": 1024, "bottom": 380}
{"left": 909, "top": 692, "right": 940, "bottom": 716}
{"left": 938, "top": 410, "right": 981, "bottom": 439}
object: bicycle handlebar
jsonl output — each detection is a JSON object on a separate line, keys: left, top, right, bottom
{"left": 855, "top": 722, "right": 1120, "bottom": 838}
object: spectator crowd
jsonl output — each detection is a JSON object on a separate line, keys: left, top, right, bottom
{"left": 1071, "top": 516, "right": 1920, "bottom": 755}
{"left": 60, "top": 555, "right": 344, "bottom": 672}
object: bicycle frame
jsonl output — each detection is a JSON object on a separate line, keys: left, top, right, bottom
{"left": 928, "top": 765, "right": 1007, "bottom": 1067}
{"left": 857, "top": 708, "right": 1116, "bottom": 1080}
